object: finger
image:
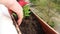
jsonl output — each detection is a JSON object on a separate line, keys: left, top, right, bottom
{"left": 7, "top": 1, "right": 23, "bottom": 25}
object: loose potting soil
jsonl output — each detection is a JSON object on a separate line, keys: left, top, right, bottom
{"left": 19, "top": 13, "right": 45, "bottom": 34}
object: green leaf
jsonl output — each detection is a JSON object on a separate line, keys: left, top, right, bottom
{"left": 23, "top": 5, "right": 30, "bottom": 17}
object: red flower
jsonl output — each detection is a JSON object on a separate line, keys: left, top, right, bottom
{"left": 18, "top": 0, "right": 28, "bottom": 7}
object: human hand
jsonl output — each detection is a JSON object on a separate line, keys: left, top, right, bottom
{"left": 0, "top": 0, "right": 23, "bottom": 25}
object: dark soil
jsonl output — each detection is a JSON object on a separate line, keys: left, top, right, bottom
{"left": 19, "top": 12, "right": 45, "bottom": 34}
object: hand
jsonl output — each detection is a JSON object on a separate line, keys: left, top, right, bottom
{"left": 0, "top": 0, "right": 23, "bottom": 25}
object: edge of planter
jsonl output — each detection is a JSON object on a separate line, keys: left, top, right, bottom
{"left": 30, "top": 8, "right": 59, "bottom": 34}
